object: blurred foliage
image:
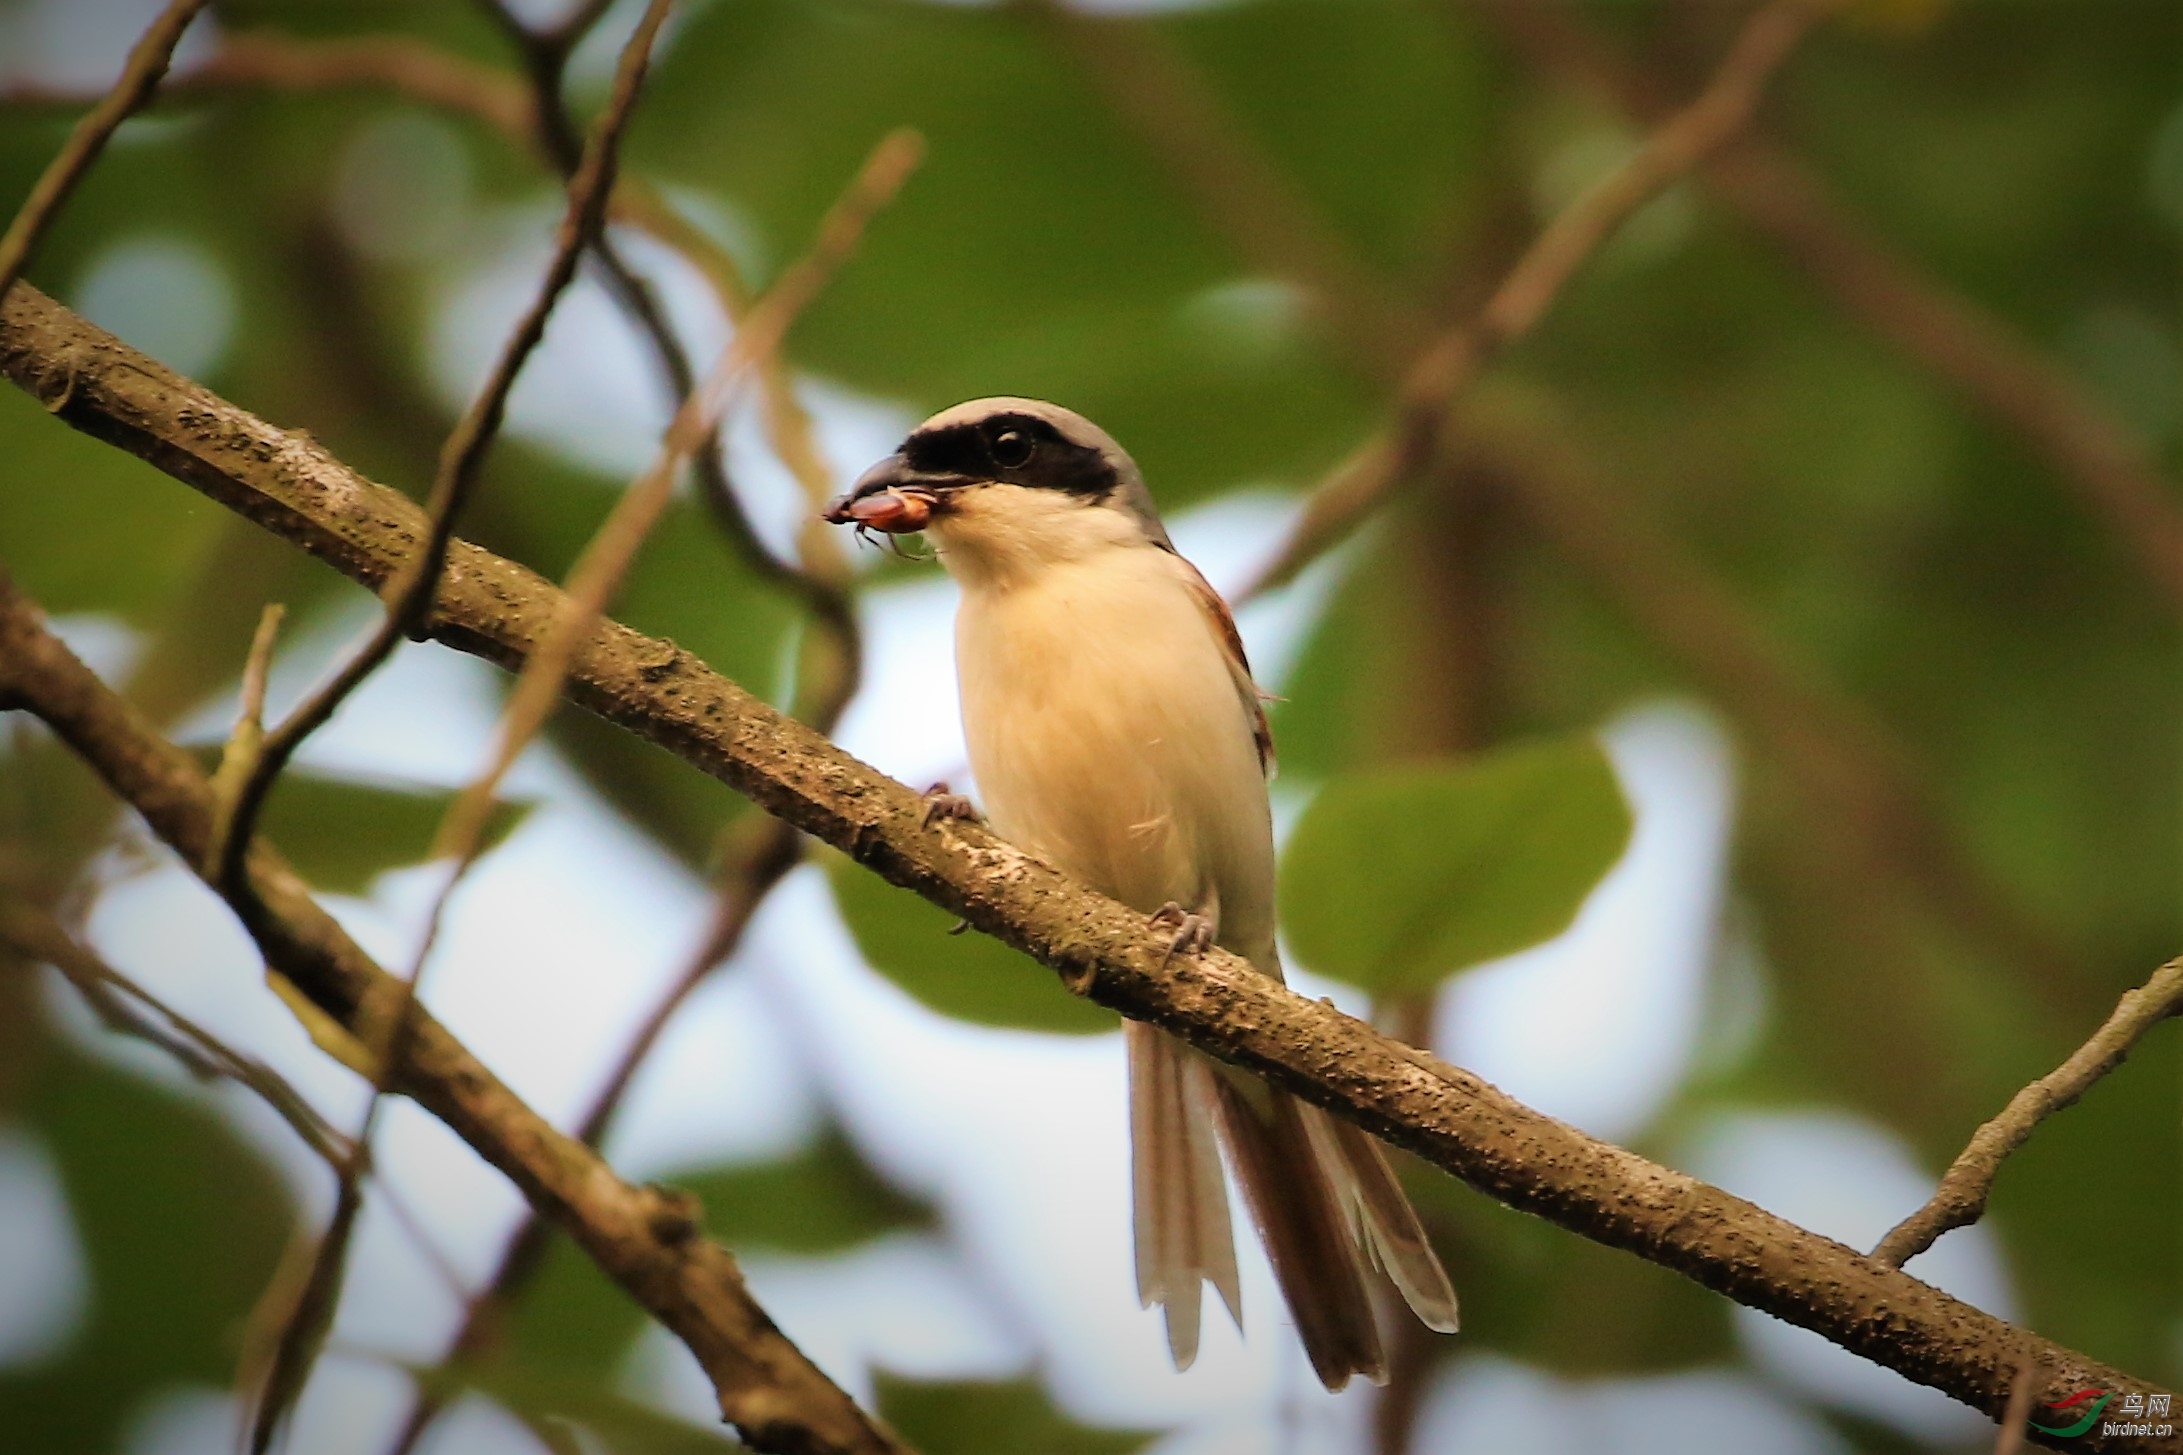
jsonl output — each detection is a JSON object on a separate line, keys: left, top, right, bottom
{"left": 0, "top": 0, "right": 2179, "bottom": 1451}
{"left": 424, "top": 1363, "right": 746, "bottom": 1452}
{"left": 1280, "top": 734, "right": 1631, "bottom": 995}
{"left": 505, "top": 1121, "right": 938, "bottom": 1380}
{"left": 828, "top": 851, "right": 1119, "bottom": 1035}
{"left": 874, "top": 1371, "right": 1156, "bottom": 1455}
{"left": 252, "top": 768, "right": 530, "bottom": 896}
{"left": 0, "top": 1035, "right": 293, "bottom": 1454}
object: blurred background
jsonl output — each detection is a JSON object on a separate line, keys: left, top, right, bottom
{"left": 1, "top": 0, "right": 2178, "bottom": 1451}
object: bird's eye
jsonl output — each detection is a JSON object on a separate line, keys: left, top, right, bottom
{"left": 990, "top": 428, "right": 1035, "bottom": 469}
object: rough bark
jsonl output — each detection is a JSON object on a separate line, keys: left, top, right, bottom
{"left": 1, "top": 280, "right": 2166, "bottom": 1449}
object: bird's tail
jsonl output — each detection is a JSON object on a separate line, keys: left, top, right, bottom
{"left": 1127, "top": 1023, "right": 1459, "bottom": 1391}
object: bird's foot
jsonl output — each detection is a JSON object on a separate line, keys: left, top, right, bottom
{"left": 921, "top": 782, "right": 980, "bottom": 829}
{"left": 1149, "top": 902, "right": 1215, "bottom": 965}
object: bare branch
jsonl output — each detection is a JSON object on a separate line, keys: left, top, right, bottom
{"left": 0, "top": 573, "right": 909, "bottom": 1455}
{"left": 1459, "top": 390, "right": 2080, "bottom": 1008}
{"left": 1239, "top": 0, "right": 1841, "bottom": 600}
{"left": 4, "top": 282, "right": 2167, "bottom": 1446}
{"left": 216, "top": 1, "right": 674, "bottom": 903}
{"left": 423, "top": 126, "right": 920, "bottom": 917}
{"left": 1470, "top": 0, "right": 2183, "bottom": 615}
{"left": 382, "top": 813, "right": 803, "bottom": 1455}
{"left": 205, "top": 602, "right": 285, "bottom": 882}
{"left": 0, "top": 896, "right": 349, "bottom": 1165}
{"left": 1995, "top": 1359, "right": 2042, "bottom": 1455}
{"left": 1873, "top": 957, "right": 2183, "bottom": 1269}
{"left": 0, "top": 0, "right": 212, "bottom": 302}
{"left": 227, "top": 11, "right": 680, "bottom": 1436}
{"left": 366, "top": 134, "right": 913, "bottom": 1446}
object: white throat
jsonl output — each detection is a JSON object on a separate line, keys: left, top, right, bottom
{"left": 928, "top": 482, "right": 1148, "bottom": 594}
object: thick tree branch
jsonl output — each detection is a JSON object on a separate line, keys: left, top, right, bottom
{"left": 385, "top": 812, "right": 803, "bottom": 1455}
{"left": 1873, "top": 957, "right": 2183, "bottom": 1269}
{"left": 1, "top": 281, "right": 2164, "bottom": 1449}
{"left": 0, "top": 572, "right": 907, "bottom": 1455}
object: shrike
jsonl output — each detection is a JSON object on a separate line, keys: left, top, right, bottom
{"left": 826, "top": 397, "right": 1457, "bottom": 1389}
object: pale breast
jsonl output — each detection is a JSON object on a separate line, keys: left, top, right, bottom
{"left": 953, "top": 549, "right": 1278, "bottom": 958}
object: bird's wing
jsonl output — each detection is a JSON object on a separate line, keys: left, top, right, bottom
{"left": 1176, "top": 557, "right": 1274, "bottom": 777}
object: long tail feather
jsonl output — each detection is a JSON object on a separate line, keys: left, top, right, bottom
{"left": 1127, "top": 1022, "right": 1237, "bottom": 1369}
{"left": 1129, "top": 1026, "right": 1458, "bottom": 1389}
{"left": 1208, "top": 1071, "right": 1386, "bottom": 1390}
{"left": 1307, "top": 1107, "right": 1460, "bottom": 1333}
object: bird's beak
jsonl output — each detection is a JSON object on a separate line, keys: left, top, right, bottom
{"left": 822, "top": 453, "right": 958, "bottom": 534}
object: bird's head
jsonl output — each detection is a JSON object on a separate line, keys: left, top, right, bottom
{"left": 825, "top": 397, "right": 1171, "bottom": 587}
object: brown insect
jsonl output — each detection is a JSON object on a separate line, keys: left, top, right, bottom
{"left": 823, "top": 487, "right": 938, "bottom": 555}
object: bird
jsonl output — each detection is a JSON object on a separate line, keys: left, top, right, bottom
{"left": 824, "top": 397, "right": 1458, "bottom": 1390}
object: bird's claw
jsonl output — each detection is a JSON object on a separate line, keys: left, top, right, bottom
{"left": 1149, "top": 902, "right": 1214, "bottom": 965}
{"left": 921, "top": 782, "right": 980, "bottom": 829}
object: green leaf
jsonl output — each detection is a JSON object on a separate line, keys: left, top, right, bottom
{"left": 671, "top": 1123, "right": 936, "bottom": 1257}
{"left": 1279, "top": 736, "right": 1634, "bottom": 996}
{"left": 0, "top": 1040, "right": 295, "bottom": 1453}
{"left": 501, "top": 1123, "right": 931, "bottom": 1391}
{"left": 0, "top": 382, "right": 229, "bottom": 624}
{"left": 875, "top": 1372, "right": 1156, "bottom": 1455}
{"left": 826, "top": 856, "right": 1118, "bottom": 1037}
{"left": 422, "top": 1360, "right": 746, "bottom": 1454}
{"left": 256, "top": 769, "right": 532, "bottom": 896}
{"left": 636, "top": 0, "right": 1496, "bottom": 505}
{"left": 500, "top": 1232, "right": 650, "bottom": 1387}
{"left": 467, "top": 448, "right": 798, "bottom": 871}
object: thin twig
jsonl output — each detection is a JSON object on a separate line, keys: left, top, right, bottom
{"left": 0, "top": 444, "right": 2170, "bottom": 1447}
{"left": 380, "top": 812, "right": 802, "bottom": 1455}
{"left": 243, "top": 1168, "right": 368, "bottom": 1455}
{"left": 0, "top": 895, "right": 470, "bottom": 1343}
{"left": 0, "top": 574, "right": 909, "bottom": 1454}
{"left": 1470, "top": 0, "right": 2183, "bottom": 615}
{"left": 204, "top": 603, "right": 285, "bottom": 882}
{"left": 484, "top": 11, "right": 863, "bottom": 696}
{"left": 425, "top": 127, "right": 921, "bottom": 887}
{"left": 0, "top": 0, "right": 212, "bottom": 303}
{"left": 1993, "top": 1359, "right": 2040, "bottom": 1455}
{"left": 1238, "top": 0, "right": 1841, "bottom": 601}
{"left": 472, "top": 0, "right": 622, "bottom": 172}
{"left": 469, "top": 0, "right": 784, "bottom": 583}
{"left": 0, "top": 896, "right": 348, "bottom": 1164}
{"left": 368, "top": 134, "right": 913, "bottom": 1450}
{"left": 0, "top": 28, "right": 858, "bottom": 616}
{"left": 212, "top": 0, "right": 675, "bottom": 905}
{"left": 233, "top": 9, "right": 679, "bottom": 1446}
{"left": 1872, "top": 957, "right": 2183, "bottom": 1269}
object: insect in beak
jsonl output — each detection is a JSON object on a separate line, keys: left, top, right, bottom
{"left": 827, "top": 485, "right": 937, "bottom": 535}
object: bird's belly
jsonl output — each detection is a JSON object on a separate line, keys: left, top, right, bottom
{"left": 955, "top": 569, "right": 1268, "bottom": 926}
